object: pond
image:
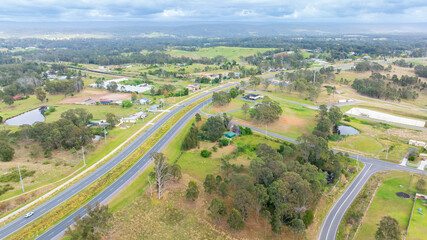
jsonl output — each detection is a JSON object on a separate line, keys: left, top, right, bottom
{"left": 4, "top": 107, "right": 49, "bottom": 126}
{"left": 336, "top": 125, "right": 360, "bottom": 136}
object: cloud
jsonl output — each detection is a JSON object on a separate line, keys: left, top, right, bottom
{"left": 159, "top": 9, "right": 194, "bottom": 18}
{"left": 0, "top": 0, "right": 425, "bottom": 22}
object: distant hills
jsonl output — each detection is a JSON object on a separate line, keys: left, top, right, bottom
{"left": 0, "top": 22, "right": 427, "bottom": 39}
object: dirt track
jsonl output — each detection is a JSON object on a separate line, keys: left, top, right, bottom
{"left": 57, "top": 89, "right": 131, "bottom": 104}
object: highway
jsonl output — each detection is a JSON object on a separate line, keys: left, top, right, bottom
{"left": 2, "top": 77, "right": 425, "bottom": 239}
{"left": 0, "top": 82, "right": 237, "bottom": 239}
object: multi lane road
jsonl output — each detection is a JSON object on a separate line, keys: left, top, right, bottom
{"left": 1, "top": 77, "right": 425, "bottom": 239}
{"left": 0, "top": 82, "right": 238, "bottom": 239}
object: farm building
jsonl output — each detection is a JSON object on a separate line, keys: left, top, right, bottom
{"left": 147, "top": 104, "right": 161, "bottom": 112}
{"left": 122, "top": 115, "right": 138, "bottom": 123}
{"left": 186, "top": 83, "right": 200, "bottom": 91}
{"left": 244, "top": 94, "right": 263, "bottom": 100}
{"left": 409, "top": 140, "right": 426, "bottom": 148}
{"left": 138, "top": 98, "right": 150, "bottom": 105}
{"left": 224, "top": 132, "right": 236, "bottom": 139}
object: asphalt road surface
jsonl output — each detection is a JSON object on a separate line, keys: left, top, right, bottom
{"left": 0, "top": 83, "right": 237, "bottom": 240}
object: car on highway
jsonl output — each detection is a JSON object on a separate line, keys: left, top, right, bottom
{"left": 24, "top": 212, "right": 34, "bottom": 218}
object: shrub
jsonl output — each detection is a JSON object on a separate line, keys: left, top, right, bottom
{"left": 212, "top": 146, "right": 218, "bottom": 152}
{"left": 220, "top": 138, "right": 230, "bottom": 147}
{"left": 201, "top": 150, "right": 212, "bottom": 158}
{"left": 303, "top": 210, "right": 314, "bottom": 226}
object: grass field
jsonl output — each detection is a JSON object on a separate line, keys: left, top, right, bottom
{"left": 355, "top": 173, "right": 427, "bottom": 240}
{"left": 230, "top": 97, "right": 317, "bottom": 140}
{"left": 201, "top": 98, "right": 252, "bottom": 115}
{"left": 329, "top": 116, "right": 419, "bottom": 163}
{"left": 168, "top": 46, "right": 275, "bottom": 62}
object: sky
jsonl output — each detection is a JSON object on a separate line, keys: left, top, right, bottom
{"left": 0, "top": 0, "right": 427, "bottom": 23}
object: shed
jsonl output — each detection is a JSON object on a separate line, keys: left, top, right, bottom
{"left": 224, "top": 132, "right": 236, "bottom": 139}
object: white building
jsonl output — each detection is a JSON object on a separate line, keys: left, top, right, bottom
{"left": 89, "top": 78, "right": 153, "bottom": 93}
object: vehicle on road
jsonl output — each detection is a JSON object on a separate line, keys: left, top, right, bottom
{"left": 24, "top": 212, "right": 34, "bottom": 218}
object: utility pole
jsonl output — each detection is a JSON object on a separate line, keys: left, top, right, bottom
{"left": 82, "top": 146, "right": 86, "bottom": 166}
{"left": 313, "top": 70, "right": 316, "bottom": 83}
{"left": 265, "top": 123, "right": 268, "bottom": 137}
{"left": 104, "top": 126, "right": 107, "bottom": 144}
{"left": 180, "top": 88, "right": 181, "bottom": 101}
{"left": 18, "top": 165, "right": 24, "bottom": 192}
{"left": 386, "top": 145, "right": 389, "bottom": 161}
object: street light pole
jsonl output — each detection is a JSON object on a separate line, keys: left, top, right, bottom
{"left": 82, "top": 146, "right": 86, "bottom": 166}
{"left": 18, "top": 165, "right": 24, "bottom": 192}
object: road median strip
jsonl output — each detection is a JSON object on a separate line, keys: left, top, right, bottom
{"left": 7, "top": 84, "right": 236, "bottom": 240}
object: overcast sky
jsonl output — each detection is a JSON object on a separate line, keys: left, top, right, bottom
{"left": 1, "top": 0, "right": 426, "bottom": 23}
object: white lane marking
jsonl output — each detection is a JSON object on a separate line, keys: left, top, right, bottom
{"left": 324, "top": 163, "right": 372, "bottom": 240}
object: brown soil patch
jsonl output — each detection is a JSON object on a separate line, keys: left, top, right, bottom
{"left": 210, "top": 145, "right": 237, "bottom": 159}
{"left": 279, "top": 115, "right": 306, "bottom": 127}
{"left": 57, "top": 89, "right": 131, "bottom": 104}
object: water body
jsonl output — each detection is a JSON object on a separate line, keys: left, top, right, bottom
{"left": 4, "top": 107, "right": 48, "bottom": 126}
{"left": 336, "top": 125, "right": 360, "bottom": 136}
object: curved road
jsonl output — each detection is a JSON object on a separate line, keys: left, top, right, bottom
{"left": 223, "top": 120, "right": 427, "bottom": 240}
{"left": 0, "top": 82, "right": 238, "bottom": 239}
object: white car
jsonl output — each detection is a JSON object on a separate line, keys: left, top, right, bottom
{"left": 24, "top": 212, "right": 34, "bottom": 218}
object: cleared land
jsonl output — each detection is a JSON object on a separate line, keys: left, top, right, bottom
{"left": 167, "top": 46, "right": 275, "bottom": 62}
{"left": 355, "top": 173, "right": 427, "bottom": 240}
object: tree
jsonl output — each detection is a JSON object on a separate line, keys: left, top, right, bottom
{"left": 212, "top": 92, "right": 231, "bottom": 106}
{"left": 375, "top": 216, "right": 401, "bottom": 240}
{"left": 250, "top": 96, "right": 282, "bottom": 124}
{"left": 291, "top": 219, "right": 306, "bottom": 237}
{"left": 131, "top": 92, "right": 138, "bottom": 102}
{"left": 182, "top": 124, "right": 199, "bottom": 150}
{"left": 195, "top": 113, "right": 202, "bottom": 122}
{"left": 0, "top": 141, "right": 14, "bottom": 162}
{"left": 186, "top": 180, "right": 199, "bottom": 201}
{"left": 201, "top": 116, "right": 227, "bottom": 142}
{"left": 2, "top": 95, "right": 14, "bottom": 105}
{"left": 204, "top": 174, "right": 217, "bottom": 194}
{"left": 35, "top": 87, "right": 47, "bottom": 102}
{"left": 0, "top": 116, "right": 2, "bottom": 123}
{"left": 262, "top": 210, "right": 271, "bottom": 237}
{"left": 228, "top": 208, "right": 245, "bottom": 230}
{"left": 328, "top": 106, "right": 343, "bottom": 125}
{"left": 415, "top": 178, "right": 426, "bottom": 193}
{"left": 254, "top": 184, "right": 269, "bottom": 222}
{"left": 233, "top": 189, "right": 255, "bottom": 221}
{"left": 219, "top": 182, "right": 228, "bottom": 197}
{"left": 106, "top": 82, "right": 118, "bottom": 92}
{"left": 105, "top": 113, "right": 119, "bottom": 127}
{"left": 242, "top": 103, "right": 250, "bottom": 120}
{"left": 65, "top": 202, "right": 112, "bottom": 240}
{"left": 208, "top": 198, "right": 227, "bottom": 220}
{"left": 61, "top": 108, "right": 93, "bottom": 127}
{"left": 201, "top": 150, "right": 212, "bottom": 158}
{"left": 169, "top": 163, "right": 182, "bottom": 181}
{"left": 152, "top": 152, "right": 171, "bottom": 199}
{"left": 230, "top": 88, "right": 238, "bottom": 98}
{"left": 122, "top": 100, "right": 133, "bottom": 108}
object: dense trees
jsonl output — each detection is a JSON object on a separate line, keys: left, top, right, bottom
{"left": 352, "top": 75, "right": 420, "bottom": 100}
{"left": 181, "top": 124, "right": 199, "bottom": 150}
{"left": 212, "top": 92, "right": 231, "bottom": 107}
{"left": 249, "top": 96, "right": 283, "bottom": 124}
{"left": 15, "top": 109, "right": 93, "bottom": 154}
{"left": 208, "top": 198, "right": 227, "bottom": 220}
{"left": 0, "top": 131, "right": 14, "bottom": 162}
{"left": 353, "top": 61, "right": 384, "bottom": 72}
{"left": 66, "top": 202, "right": 111, "bottom": 240}
{"left": 201, "top": 116, "right": 227, "bottom": 142}
{"left": 414, "top": 64, "right": 427, "bottom": 78}
{"left": 375, "top": 216, "right": 401, "bottom": 240}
